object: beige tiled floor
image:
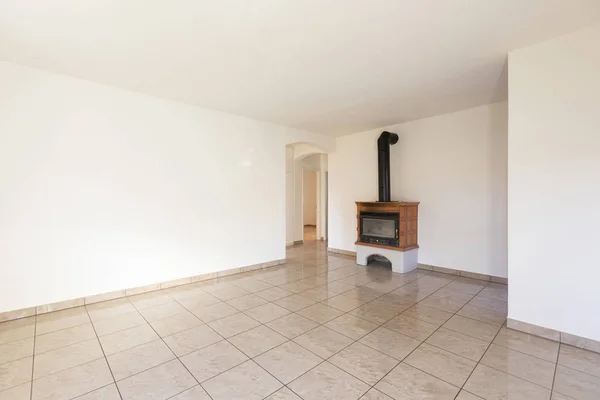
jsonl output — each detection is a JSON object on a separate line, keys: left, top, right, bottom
{"left": 1, "top": 241, "right": 600, "bottom": 399}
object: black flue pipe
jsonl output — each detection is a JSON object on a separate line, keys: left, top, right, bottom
{"left": 377, "top": 131, "right": 398, "bottom": 202}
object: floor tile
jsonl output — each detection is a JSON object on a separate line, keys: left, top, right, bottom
{"left": 180, "top": 340, "right": 248, "bottom": 382}
{"left": 226, "top": 294, "right": 268, "bottom": 311}
{"left": 330, "top": 342, "right": 398, "bottom": 385}
{"left": 107, "top": 339, "right": 175, "bottom": 380}
{"left": 75, "top": 383, "right": 121, "bottom": 399}
{"left": 207, "top": 312, "right": 260, "bottom": 338}
{"left": 325, "top": 314, "right": 378, "bottom": 340}
{"left": 298, "top": 287, "right": 330, "bottom": 302}
{"left": 481, "top": 343, "right": 556, "bottom": 388}
{"left": 176, "top": 292, "right": 221, "bottom": 309}
{"left": 245, "top": 303, "right": 290, "bottom": 323}
{"left": 478, "top": 283, "right": 508, "bottom": 302}
{"left": 468, "top": 295, "right": 508, "bottom": 314}
{"left": 32, "top": 358, "right": 113, "bottom": 400}
{"left": 117, "top": 359, "right": 196, "bottom": 400}
{"left": 230, "top": 279, "right": 274, "bottom": 293}
{"left": 33, "top": 338, "right": 104, "bottom": 379}
{"left": 559, "top": 344, "right": 600, "bottom": 377}
{"left": 266, "top": 313, "right": 319, "bottom": 338}
{"left": 128, "top": 292, "right": 172, "bottom": 310}
{"left": 99, "top": 324, "right": 158, "bottom": 355}
{"left": 256, "top": 287, "right": 294, "bottom": 301}
{"left": 0, "top": 357, "right": 32, "bottom": 392}
{"left": 349, "top": 301, "right": 398, "bottom": 324}
{"left": 405, "top": 343, "right": 476, "bottom": 386}
{"left": 297, "top": 303, "right": 344, "bottom": 324}
{"left": 455, "top": 390, "right": 484, "bottom": 400}
{"left": 255, "top": 342, "right": 322, "bottom": 384}
{"left": 0, "top": 382, "right": 30, "bottom": 400}
{"left": 493, "top": 327, "right": 559, "bottom": 362}
{"left": 293, "top": 326, "right": 353, "bottom": 358}
{"left": 336, "top": 273, "right": 375, "bottom": 287}
{"left": 289, "top": 361, "right": 369, "bottom": 400}
{"left": 91, "top": 311, "right": 147, "bottom": 337}
{"left": 264, "top": 386, "right": 302, "bottom": 399}
{"left": 163, "top": 324, "right": 222, "bottom": 356}
{"left": 419, "top": 294, "right": 469, "bottom": 313}
{"left": 206, "top": 285, "right": 250, "bottom": 301}
{"left": 279, "top": 280, "right": 319, "bottom": 294}
{"left": 464, "top": 364, "right": 551, "bottom": 400}
{"left": 343, "top": 287, "right": 382, "bottom": 303}
{"left": 359, "top": 327, "right": 421, "bottom": 360}
{"left": 443, "top": 315, "right": 500, "bottom": 342}
{"left": 202, "top": 360, "right": 282, "bottom": 400}
{"left": 0, "top": 317, "right": 35, "bottom": 346}
{"left": 137, "top": 301, "right": 187, "bottom": 322}
{"left": 554, "top": 365, "right": 600, "bottom": 400}
{"left": 163, "top": 284, "right": 206, "bottom": 301}
{"left": 149, "top": 311, "right": 202, "bottom": 337}
{"left": 0, "top": 337, "right": 33, "bottom": 364}
{"left": 375, "top": 362, "right": 459, "bottom": 400}
{"left": 383, "top": 315, "right": 438, "bottom": 341}
{"left": 86, "top": 298, "right": 137, "bottom": 322}
{"left": 274, "top": 294, "right": 317, "bottom": 311}
{"left": 551, "top": 392, "right": 575, "bottom": 400}
{"left": 402, "top": 304, "right": 454, "bottom": 326}
{"left": 36, "top": 307, "right": 90, "bottom": 335}
{"left": 426, "top": 327, "right": 489, "bottom": 361}
{"left": 35, "top": 323, "right": 96, "bottom": 354}
{"left": 229, "top": 325, "right": 287, "bottom": 357}
{"left": 360, "top": 388, "right": 393, "bottom": 399}
{"left": 169, "top": 385, "right": 212, "bottom": 400}
{"left": 377, "top": 293, "right": 418, "bottom": 312}
{"left": 322, "top": 295, "right": 365, "bottom": 312}
{"left": 444, "top": 278, "right": 488, "bottom": 295}
{"left": 457, "top": 304, "right": 506, "bottom": 326}
{"left": 363, "top": 280, "right": 401, "bottom": 295}
{"left": 190, "top": 302, "right": 238, "bottom": 323}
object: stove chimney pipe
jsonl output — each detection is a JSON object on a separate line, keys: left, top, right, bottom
{"left": 377, "top": 131, "right": 398, "bottom": 202}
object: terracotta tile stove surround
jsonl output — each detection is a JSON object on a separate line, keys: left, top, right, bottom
{"left": 355, "top": 201, "right": 419, "bottom": 273}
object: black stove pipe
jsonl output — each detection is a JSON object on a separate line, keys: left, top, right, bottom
{"left": 377, "top": 131, "right": 398, "bottom": 202}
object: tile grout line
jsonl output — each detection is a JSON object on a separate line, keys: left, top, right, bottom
{"left": 551, "top": 342, "right": 561, "bottom": 397}
{"left": 170, "top": 288, "right": 304, "bottom": 390}
{"left": 122, "top": 296, "right": 218, "bottom": 400}
{"left": 286, "top": 270, "right": 470, "bottom": 398}
{"left": 29, "top": 314, "right": 36, "bottom": 400}
{"left": 452, "top": 302, "right": 505, "bottom": 400}
{"left": 83, "top": 304, "right": 124, "bottom": 400}
{"left": 168, "top": 291, "right": 293, "bottom": 398}
{"left": 363, "top": 274, "right": 468, "bottom": 397}
{"left": 168, "top": 264, "right": 413, "bottom": 398}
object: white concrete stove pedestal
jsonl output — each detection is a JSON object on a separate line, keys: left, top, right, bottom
{"left": 356, "top": 244, "right": 418, "bottom": 274}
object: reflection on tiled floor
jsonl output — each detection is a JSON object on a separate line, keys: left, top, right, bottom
{"left": 1, "top": 241, "right": 599, "bottom": 399}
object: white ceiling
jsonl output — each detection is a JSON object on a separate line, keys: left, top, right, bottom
{"left": 1, "top": 1, "right": 599, "bottom": 136}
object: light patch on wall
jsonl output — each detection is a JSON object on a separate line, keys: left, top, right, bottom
{"left": 240, "top": 147, "right": 254, "bottom": 167}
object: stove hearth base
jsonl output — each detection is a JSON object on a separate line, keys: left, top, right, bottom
{"left": 356, "top": 244, "right": 418, "bottom": 274}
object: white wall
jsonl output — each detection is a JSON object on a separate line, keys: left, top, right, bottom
{"left": 329, "top": 102, "right": 508, "bottom": 278}
{"left": 303, "top": 170, "right": 317, "bottom": 225}
{"left": 508, "top": 25, "right": 600, "bottom": 341}
{"left": 0, "top": 61, "right": 333, "bottom": 313}
{"left": 285, "top": 147, "right": 295, "bottom": 245}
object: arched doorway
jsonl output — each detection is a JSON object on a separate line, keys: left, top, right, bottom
{"left": 285, "top": 142, "right": 328, "bottom": 246}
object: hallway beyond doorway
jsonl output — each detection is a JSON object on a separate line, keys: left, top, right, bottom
{"left": 304, "top": 225, "right": 317, "bottom": 242}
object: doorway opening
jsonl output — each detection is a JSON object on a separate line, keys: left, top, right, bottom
{"left": 285, "top": 143, "right": 328, "bottom": 247}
